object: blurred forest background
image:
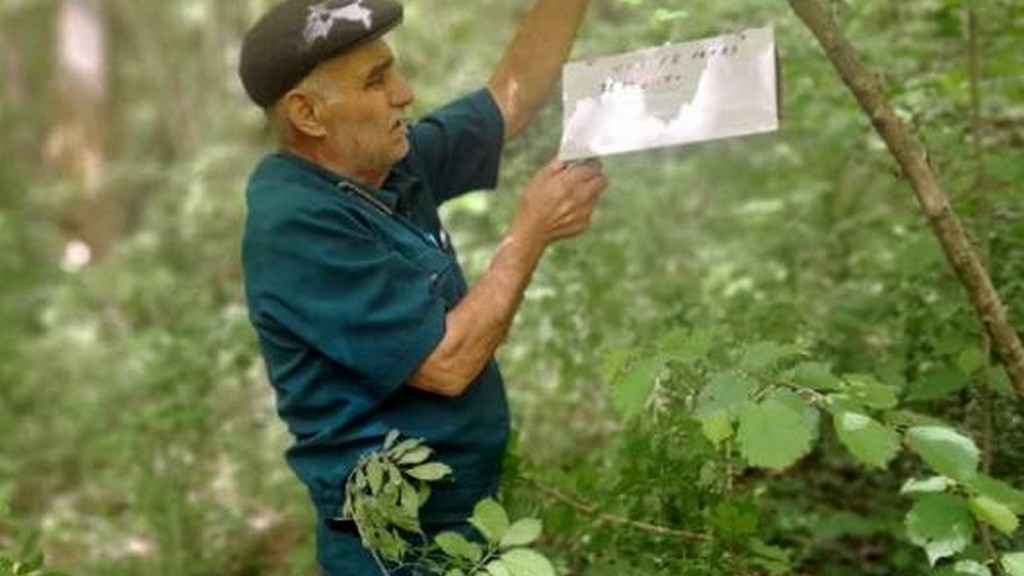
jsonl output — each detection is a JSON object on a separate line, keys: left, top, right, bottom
{"left": 1, "top": 0, "right": 1022, "bottom": 574}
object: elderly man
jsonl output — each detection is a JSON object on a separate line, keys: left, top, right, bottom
{"left": 238, "top": 0, "right": 606, "bottom": 573}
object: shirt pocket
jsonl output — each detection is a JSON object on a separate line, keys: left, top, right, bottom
{"left": 411, "top": 245, "right": 462, "bottom": 309}
{"left": 381, "top": 232, "right": 458, "bottom": 309}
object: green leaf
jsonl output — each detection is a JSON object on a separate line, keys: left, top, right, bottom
{"left": 367, "top": 459, "right": 384, "bottom": 494}
{"left": 956, "top": 347, "right": 985, "bottom": 375}
{"left": 968, "top": 496, "right": 1019, "bottom": 535}
{"left": 905, "top": 493, "right": 975, "bottom": 566}
{"left": 500, "top": 548, "right": 557, "bottom": 576}
{"left": 353, "top": 469, "right": 368, "bottom": 490}
{"left": 740, "top": 342, "right": 802, "bottom": 372}
{"left": 500, "top": 518, "right": 543, "bottom": 549}
{"left": 826, "top": 393, "right": 869, "bottom": 414}
{"left": 388, "top": 438, "right": 423, "bottom": 459}
{"left": 384, "top": 429, "right": 400, "bottom": 450}
{"left": 470, "top": 498, "right": 510, "bottom": 543}
{"left": 839, "top": 374, "right": 901, "bottom": 409}
{"left": 693, "top": 373, "right": 756, "bottom": 445}
{"left": 772, "top": 389, "right": 820, "bottom": 431}
{"left": 405, "top": 463, "right": 452, "bottom": 482}
{"left": 390, "top": 506, "right": 422, "bottom": 534}
{"left": 376, "top": 528, "right": 408, "bottom": 562}
{"left": 905, "top": 367, "right": 967, "bottom": 402}
{"left": 610, "top": 356, "right": 663, "bottom": 420}
{"left": 699, "top": 411, "right": 735, "bottom": 446}
{"left": 906, "top": 426, "right": 980, "bottom": 481}
{"left": 385, "top": 461, "right": 403, "bottom": 488}
{"left": 656, "top": 328, "right": 714, "bottom": 363}
{"left": 1003, "top": 553, "right": 1024, "bottom": 576}
{"left": 792, "top": 362, "right": 841, "bottom": 391}
{"left": 444, "top": 570, "right": 467, "bottom": 576}
{"left": 833, "top": 411, "right": 900, "bottom": 468}
{"left": 737, "top": 392, "right": 817, "bottom": 471}
{"left": 936, "top": 560, "right": 992, "bottom": 576}
{"left": 397, "top": 446, "right": 432, "bottom": 466}
{"left": 901, "top": 476, "right": 951, "bottom": 495}
{"left": 434, "top": 531, "right": 483, "bottom": 563}
{"left": 485, "top": 560, "right": 513, "bottom": 576}
{"left": 400, "top": 482, "right": 420, "bottom": 518}
{"left": 967, "top": 474, "right": 1024, "bottom": 514}
{"left": 884, "top": 409, "right": 947, "bottom": 429}
{"left": 694, "top": 373, "right": 756, "bottom": 418}
{"left": 417, "top": 483, "right": 432, "bottom": 506}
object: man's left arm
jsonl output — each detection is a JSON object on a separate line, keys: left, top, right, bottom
{"left": 487, "top": 0, "right": 590, "bottom": 140}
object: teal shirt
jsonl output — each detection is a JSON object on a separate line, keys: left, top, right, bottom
{"left": 242, "top": 89, "right": 510, "bottom": 525}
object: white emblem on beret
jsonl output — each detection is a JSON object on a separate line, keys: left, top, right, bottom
{"left": 304, "top": 0, "right": 375, "bottom": 47}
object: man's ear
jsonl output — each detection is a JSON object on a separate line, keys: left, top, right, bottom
{"left": 281, "top": 90, "right": 328, "bottom": 138}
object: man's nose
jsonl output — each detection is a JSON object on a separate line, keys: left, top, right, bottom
{"left": 391, "top": 74, "right": 415, "bottom": 108}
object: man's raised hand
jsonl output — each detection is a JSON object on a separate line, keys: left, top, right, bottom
{"left": 513, "top": 158, "right": 608, "bottom": 246}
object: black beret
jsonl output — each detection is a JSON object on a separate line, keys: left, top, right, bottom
{"left": 239, "top": 0, "right": 404, "bottom": 107}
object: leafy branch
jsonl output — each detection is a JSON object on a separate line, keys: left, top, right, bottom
{"left": 606, "top": 332, "right": 1024, "bottom": 573}
{"left": 434, "top": 499, "right": 555, "bottom": 576}
{"left": 339, "top": 430, "right": 452, "bottom": 568}
{"left": 340, "top": 431, "right": 557, "bottom": 576}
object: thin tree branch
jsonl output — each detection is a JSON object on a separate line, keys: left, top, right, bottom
{"left": 786, "top": 0, "right": 1024, "bottom": 397}
{"left": 519, "top": 475, "right": 713, "bottom": 542}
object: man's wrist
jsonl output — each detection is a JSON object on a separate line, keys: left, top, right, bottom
{"left": 502, "top": 220, "right": 548, "bottom": 266}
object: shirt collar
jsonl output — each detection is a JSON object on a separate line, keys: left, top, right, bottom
{"left": 274, "top": 151, "right": 401, "bottom": 212}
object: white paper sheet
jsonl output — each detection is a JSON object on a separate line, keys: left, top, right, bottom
{"left": 559, "top": 27, "right": 779, "bottom": 160}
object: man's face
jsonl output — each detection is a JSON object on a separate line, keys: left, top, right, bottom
{"left": 312, "top": 40, "right": 415, "bottom": 179}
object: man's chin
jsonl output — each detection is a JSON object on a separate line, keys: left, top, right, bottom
{"left": 390, "top": 140, "right": 411, "bottom": 162}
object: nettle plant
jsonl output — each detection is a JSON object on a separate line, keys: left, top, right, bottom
{"left": 603, "top": 329, "right": 1024, "bottom": 575}
{"left": 339, "top": 431, "right": 556, "bottom": 576}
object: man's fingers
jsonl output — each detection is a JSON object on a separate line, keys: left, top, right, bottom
{"left": 545, "top": 158, "right": 567, "bottom": 174}
{"left": 579, "top": 168, "right": 608, "bottom": 195}
{"left": 562, "top": 162, "right": 605, "bottom": 186}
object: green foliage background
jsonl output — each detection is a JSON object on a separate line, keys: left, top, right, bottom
{"left": 1, "top": 0, "right": 1022, "bottom": 574}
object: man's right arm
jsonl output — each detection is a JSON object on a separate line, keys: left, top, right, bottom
{"left": 409, "top": 159, "right": 606, "bottom": 397}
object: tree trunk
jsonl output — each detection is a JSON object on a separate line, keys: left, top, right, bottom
{"left": 46, "top": 0, "right": 124, "bottom": 264}
{"left": 786, "top": 0, "right": 1024, "bottom": 397}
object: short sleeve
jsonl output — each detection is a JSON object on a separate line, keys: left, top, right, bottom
{"left": 408, "top": 88, "right": 506, "bottom": 205}
{"left": 247, "top": 195, "right": 447, "bottom": 399}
